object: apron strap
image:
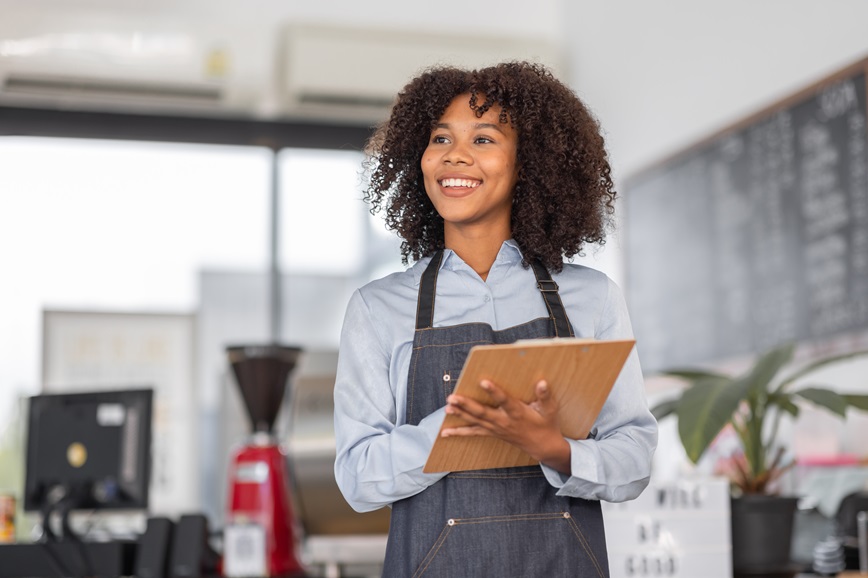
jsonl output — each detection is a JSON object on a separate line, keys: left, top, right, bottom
{"left": 416, "top": 250, "right": 444, "bottom": 330}
{"left": 530, "top": 260, "right": 575, "bottom": 338}
{"left": 415, "top": 250, "right": 573, "bottom": 337}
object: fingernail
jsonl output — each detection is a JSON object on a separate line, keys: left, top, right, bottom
{"left": 480, "top": 381, "right": 491, "bottom": 389}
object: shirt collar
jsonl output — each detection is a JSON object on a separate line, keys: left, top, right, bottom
{"left": 410, "top": 239, "right": 524, "bottom": 285}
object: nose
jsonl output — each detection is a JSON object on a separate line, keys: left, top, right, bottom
{"left": 443, "top": 140, "right": 472, "bottom": 165}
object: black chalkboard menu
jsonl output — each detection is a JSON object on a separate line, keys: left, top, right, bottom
{"left": 624, "top": 59, "right": 868, "bottom": 374}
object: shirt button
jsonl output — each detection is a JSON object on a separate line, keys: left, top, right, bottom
{"left": 483, "top": 295, "right": 491, "bottom": 303}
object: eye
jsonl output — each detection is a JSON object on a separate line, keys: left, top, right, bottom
{"left": 474, "top": 136, "right": 494, "bottom": 144}
{"left": 431, "top": 135, "right": 450, "bottom": 144}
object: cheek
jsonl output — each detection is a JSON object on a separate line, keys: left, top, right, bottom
{"left": 420, "top": 158, "right": 436, "bottom": 196}
{"left": 487, "top": 156, "right": 517, "bottom": 182}
{"left": 420, "top": 154, "right": 436, "bottom": 177}
{"left": 507, "top": 156, "right": 520, "bottom": 184}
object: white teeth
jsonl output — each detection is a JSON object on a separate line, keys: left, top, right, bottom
{"left": 440, "top": 178, "right": 480, "bottom": 188}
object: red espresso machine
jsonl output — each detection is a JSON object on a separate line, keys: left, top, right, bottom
{"left": 223, "top": 344, "right": 305, "bottom": 577}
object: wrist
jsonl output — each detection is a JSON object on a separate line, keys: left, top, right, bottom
{"left": 537, "top": 436, "right": 571, "bottom": 475}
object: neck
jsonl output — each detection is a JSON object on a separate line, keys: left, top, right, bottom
{"left": 444, "top": 225, "right": 510, "bottom": 281}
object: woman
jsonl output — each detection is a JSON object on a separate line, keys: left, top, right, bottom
{"left": 334, "top": 61, "right": 657, "bottom": 577}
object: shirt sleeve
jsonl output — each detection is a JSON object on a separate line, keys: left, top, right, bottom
{"left": 333, "top": 289, "right": 448, "bottom": 513}
{"left": 540, "top": 277, "right": 658, "bottom": 502}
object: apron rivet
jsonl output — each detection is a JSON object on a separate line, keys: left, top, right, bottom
{"left": 447, "top": 518, "right": 455, "bottom": 526}
{"left": 563, "top": 512, "right": 571, "bottom": 519}
{"left": 443, "top": 373, "right": 451, "bottom": 382}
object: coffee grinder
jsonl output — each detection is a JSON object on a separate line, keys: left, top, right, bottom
{"left": 223, "top": 344, "right": 305, "bottom": 577}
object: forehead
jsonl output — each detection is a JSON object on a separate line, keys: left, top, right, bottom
{"left": 436, "top": 94, "right": 512, "bottom": 129}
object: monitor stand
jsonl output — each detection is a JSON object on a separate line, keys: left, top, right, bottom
{"left": 0, "top": 541, "right": 137, "bottom": 578}
{"left": 0, "top": 487, "right": 137, "bottom": 578}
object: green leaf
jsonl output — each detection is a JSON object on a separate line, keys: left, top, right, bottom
{"left": 768, "top": 392, "right": 799, "bottom": 417}
{"left": 742, "top": 342, "right": 795, "bottom": 398}
{"left": 663, "top": 369, "right": 730, "bottom": 383}
{"left": 676, "top": 376, "right": 747, "bottom": 463}
{"left": 650, "top": 397, "right": 679, "bottom": 421}
{"left": 777, "top": 349, "right": 868, "bottom": 390}
{"left": 843, "top": 394, "right": 868, "bottom": 411}
{"left": 794, "top": 388, "right": 848, "bottom": 417}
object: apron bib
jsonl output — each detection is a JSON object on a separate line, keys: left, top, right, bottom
{"left": 382, "top": 251, "right": 609, "bottom": 577}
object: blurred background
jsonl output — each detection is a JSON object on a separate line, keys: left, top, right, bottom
{"left": 2, "top": 0, "right": 868, "bottom": 576}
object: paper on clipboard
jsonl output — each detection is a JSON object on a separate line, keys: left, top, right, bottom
{"left": 423, "top": 337, "right": 635, "bottom": 473}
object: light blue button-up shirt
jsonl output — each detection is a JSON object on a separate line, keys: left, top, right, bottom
{"left": 334, "top": 240, "right": 657, "bottom": 513}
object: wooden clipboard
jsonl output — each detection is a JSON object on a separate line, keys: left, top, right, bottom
{"left": 423, "top": 338, "right": 635, "bottom": 473}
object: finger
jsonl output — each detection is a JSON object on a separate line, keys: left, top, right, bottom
{"left": 444, "top": 404, "right": 501, "bottom": 436}
{"left": 447, "top": 394, "right": 493, "bottom": 418}
{"left": 447, "top": 397, "right": 504, "bottom": 425}
{"left": 441, "top": 425, "right": 492, "bottom": 438}
{"left": 480, "top": 380, "right": 516, "bottom": 412}
{"left": 535, "top": 380, "right": 551, "bottom": 400}
{"left": 531, "top": 380, "right": 557, "bottom": 414}
{"left": 448, "top": 389, "right": 509, "bottom": 418}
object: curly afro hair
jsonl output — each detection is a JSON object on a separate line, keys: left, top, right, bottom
{"left": 363, "top": 61, "right": 616, "bottom": 272}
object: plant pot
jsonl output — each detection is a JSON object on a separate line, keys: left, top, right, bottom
{"left": 731, "top": 494, "right": 799, "bottom": 576}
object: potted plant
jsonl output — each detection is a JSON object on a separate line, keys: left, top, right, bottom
{"left": 651, "top": 341, "right": 868, "bottom": 574}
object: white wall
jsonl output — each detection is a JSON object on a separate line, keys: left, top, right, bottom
{"left": 565, "top": 0, "right": 868, "bottom": 180}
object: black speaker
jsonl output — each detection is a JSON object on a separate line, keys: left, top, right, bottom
{"left": 168, "top": 514, "right": 219, "bottom": 578}
{"left": 135, "top": 517, "right": 174, "bottom": 578}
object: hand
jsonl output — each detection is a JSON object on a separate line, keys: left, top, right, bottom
{"left": 442, "top": 379, "right": 571, "bottom": 474}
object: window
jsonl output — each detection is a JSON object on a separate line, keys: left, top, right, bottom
{"left": 278, "top": 148, "right": 367, "bottom": 274}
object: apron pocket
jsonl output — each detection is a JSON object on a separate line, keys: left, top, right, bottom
{"left": 412, "top": 512, "right": 606, "bottom": 578}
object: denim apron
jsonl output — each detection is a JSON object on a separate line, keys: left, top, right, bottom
{"left": 381, "top": 251, "right": 609, "bottom": 578}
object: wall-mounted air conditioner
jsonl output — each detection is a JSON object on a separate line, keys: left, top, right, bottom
{"left": 279, "top": 24, "right": 564, "bottom": 125}
{"left": 0, "top": 27, "right": 252, "bottom": 116}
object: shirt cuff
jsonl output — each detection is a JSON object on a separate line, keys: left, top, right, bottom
{"left": 540, "top": 438, "right": 600, "bottom": 491}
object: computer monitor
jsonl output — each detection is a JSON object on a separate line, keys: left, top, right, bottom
{"left": 24, "top": 388, "right": 153, "bottom": 513}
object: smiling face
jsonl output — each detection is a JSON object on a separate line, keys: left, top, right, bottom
{"left": 421, "top": 94, "right": 519, "bottom": 244}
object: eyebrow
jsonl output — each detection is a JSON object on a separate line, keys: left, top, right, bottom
{"left": 433, "top": 122, "right": 507, "bottom": 134}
